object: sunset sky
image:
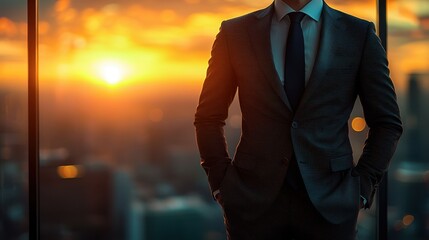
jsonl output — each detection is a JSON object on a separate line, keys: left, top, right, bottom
{"left": 0, "top": 0, "right": 428, "bottom": 92}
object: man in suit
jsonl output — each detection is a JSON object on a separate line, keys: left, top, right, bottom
{"left": 194, "top": 0, "right": 402, "bottom": 239}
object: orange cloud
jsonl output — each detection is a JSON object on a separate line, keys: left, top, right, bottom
{"left": 33, "top": 3, "right": 257, "bottom": 85}
{"left": 0, "top": 17, "right": 27, "bottom": 38}
{"left": 55, "top": 0, "right": 71, "bottom": 12}
{"left": 1, "top": 0, "right": 428, "bottom": 92}
{"left": 0, "top": 17, "right": 18, "bottom": 36}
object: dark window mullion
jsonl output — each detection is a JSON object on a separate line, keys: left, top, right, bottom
{"left": 376, "top": 0, "right": 388, "bottom": 240}
{"left": 28, "top": 0, "right": 39, "bottom": 239}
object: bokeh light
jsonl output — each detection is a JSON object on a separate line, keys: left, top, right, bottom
{"left": 351, "top": 117, "right": 366, "bottom": 132}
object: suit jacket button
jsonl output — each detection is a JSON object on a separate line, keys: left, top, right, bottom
{"left": 292, "top": 121, "right": 298, "bottom": 129}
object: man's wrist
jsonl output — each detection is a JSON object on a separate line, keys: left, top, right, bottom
{"left": 213, "top": 189, "right": 221, "bottom": 199}
{"left": 360, "top": 195, "right": 368, "bottom": 208}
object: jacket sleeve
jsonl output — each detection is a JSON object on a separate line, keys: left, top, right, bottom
{"left": 194, "top": 22, "right": 237, "bottom": 195}
{"left": 353, "top": 22, "right": 403, "bottom": 208}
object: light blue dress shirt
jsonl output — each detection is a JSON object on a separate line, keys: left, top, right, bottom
{"left": 271, "top": 0, "right": 323, "bottom": 85}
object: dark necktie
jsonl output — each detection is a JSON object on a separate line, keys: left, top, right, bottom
{"left": 284, "top": 12, "right": 306, "bottom": 189}
{"left": 284, "top": 12, "right": 306, "bottom": 111}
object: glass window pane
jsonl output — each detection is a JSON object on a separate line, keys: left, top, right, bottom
{"left": 38, "top": 0, "right": 386, "bottom": 239}
{"left": 38, "top": 0, "right": 268, "bottom": 239}
{"left": 0, "top": 0, "right": 29, "bottom": 239}
{"left": 388, "top": 1, "right": 429, "bottom": 239}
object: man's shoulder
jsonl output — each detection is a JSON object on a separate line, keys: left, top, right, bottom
{"left": 221, "top": 5, "right": 272, "bottom": 28}
{"left": 326, "top": 5, "right": 371, "bottom": 28}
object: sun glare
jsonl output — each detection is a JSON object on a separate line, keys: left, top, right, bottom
{"left": 96, "top": 61, "right": 126, "bottom": 85}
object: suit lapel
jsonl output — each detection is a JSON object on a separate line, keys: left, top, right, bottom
{"left": 248, "top": 4, "right": 293, "bottom": 112}
{"left": 296, "top": 3, "right": 346, "bottom": 115}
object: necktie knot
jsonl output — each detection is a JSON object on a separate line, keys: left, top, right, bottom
{"left": 288, "top": 12, "right": 306, "bottom": 23}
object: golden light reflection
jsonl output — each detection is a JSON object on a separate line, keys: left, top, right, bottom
{"left": 95, "top": 60, "right": 127, "bottom": 85}
{"left": 351, "top": 117, "right": 366, "bottom": 132}
{"left": 57, "top": 165, "right": 83, "bottom": 179}
{"left": 402, "top": 214, "right": 415, "bottom": 226}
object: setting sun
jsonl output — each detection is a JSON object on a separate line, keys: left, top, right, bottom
{"left": 96, "top": 61, "right": 127, "bottom": 85}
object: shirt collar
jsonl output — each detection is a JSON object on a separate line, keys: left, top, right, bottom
{"left": 274, "top": 0, "right": 323, "bottom": 22}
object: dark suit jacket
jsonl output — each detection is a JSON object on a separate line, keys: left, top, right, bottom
{"left": 194, "top": 2, "right": 402, "bottom": 224}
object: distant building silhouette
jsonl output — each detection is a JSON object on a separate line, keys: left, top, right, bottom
{"left": 39, "top": 151, "right": 135, "bottom": 240}
{"left": 391, "top": 73, "right": 429, "bottom": 239}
